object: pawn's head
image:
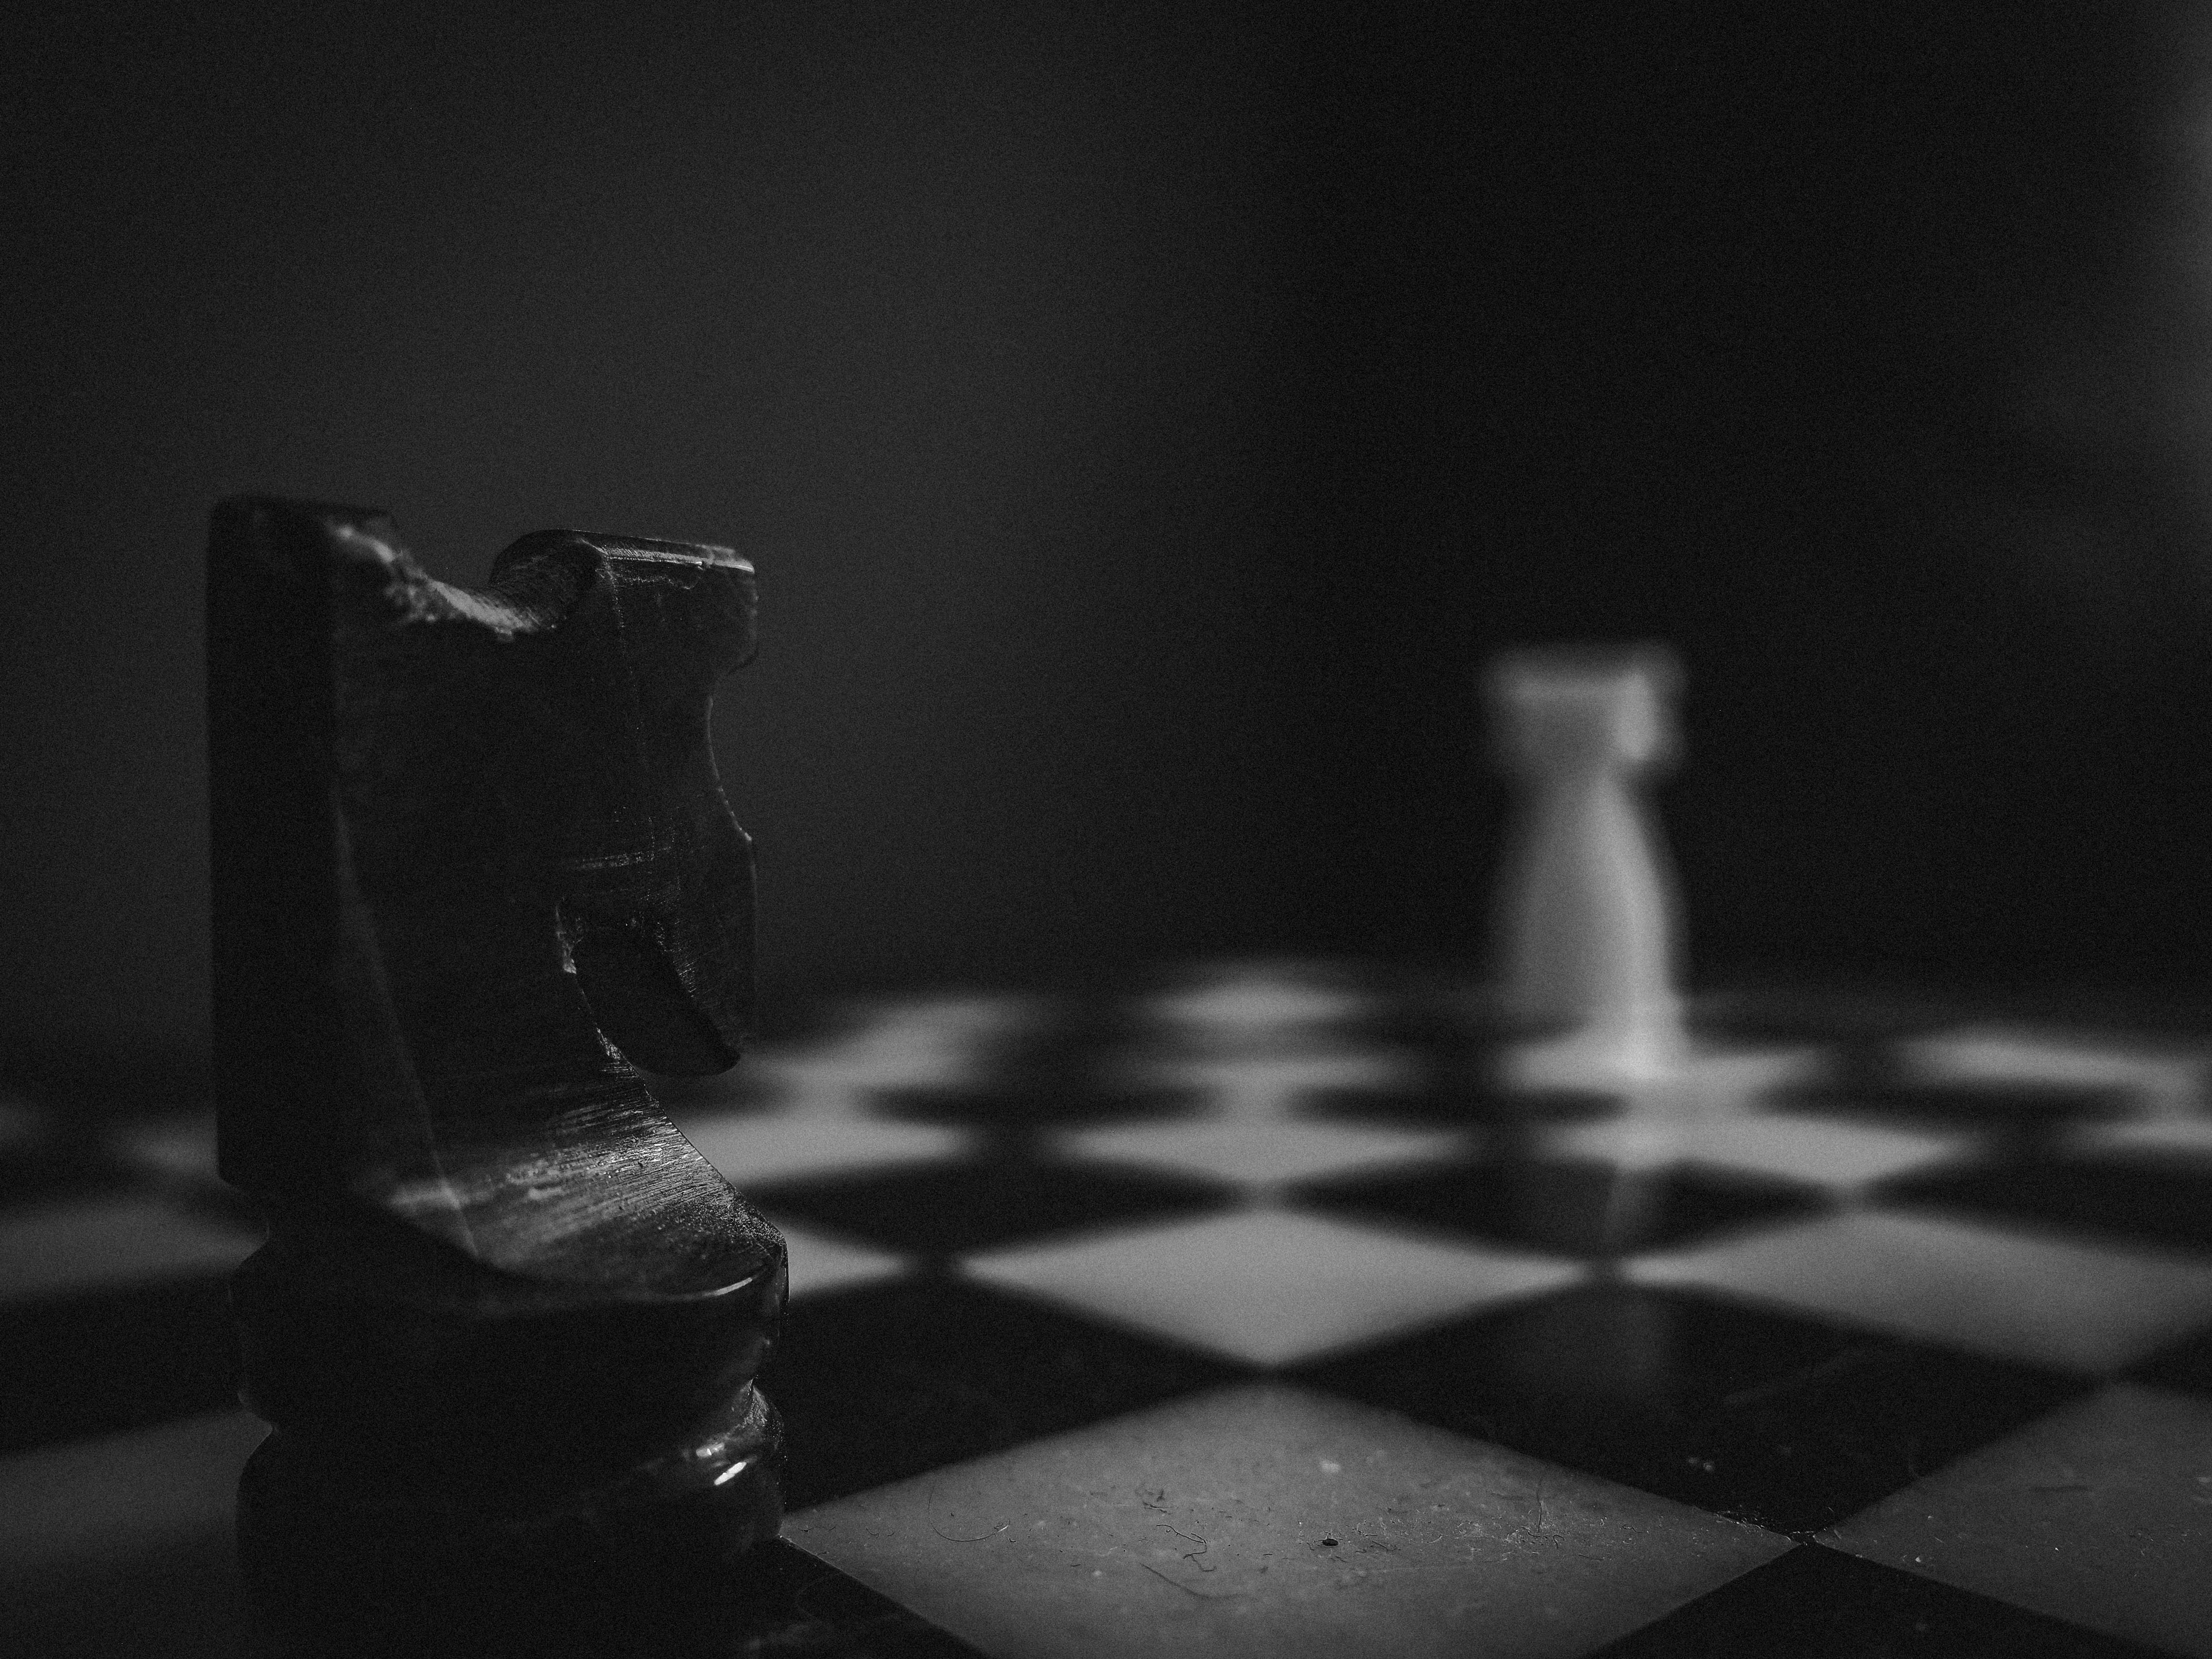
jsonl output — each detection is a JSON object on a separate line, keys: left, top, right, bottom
{"left": 1484, "top": 643, "right": 1683, "bottom": 773}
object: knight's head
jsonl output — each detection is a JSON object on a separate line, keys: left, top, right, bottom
{"left": 327, "top": 521, "right": 760, "bottom": 1076}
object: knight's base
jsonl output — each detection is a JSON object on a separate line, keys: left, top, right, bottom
{"left": 238, "top": 1384, "right": 782, "bottom": 1659}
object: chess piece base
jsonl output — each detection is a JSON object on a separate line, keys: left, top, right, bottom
{"left": 238, "top": 1383, "right": 781, "bottom": 1659}
{"left": 1495, "top": 999, "right": 1690, "bottom": 1094}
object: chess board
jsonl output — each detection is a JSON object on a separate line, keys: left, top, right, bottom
{"left": 6, "top": 959, "right": 2212, "bottom": 1658}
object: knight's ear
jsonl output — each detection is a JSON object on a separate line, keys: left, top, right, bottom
{"left": 505, "top": 532, "right": 758, "bottom": 682}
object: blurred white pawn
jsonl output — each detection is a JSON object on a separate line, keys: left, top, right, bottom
{"left": 1486, "top": 644, "right": 1689, "bottom": 1092}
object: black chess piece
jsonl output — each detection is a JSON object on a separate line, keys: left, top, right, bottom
{"left": 208, "top": 498, "right": 784, "bottom": 1657}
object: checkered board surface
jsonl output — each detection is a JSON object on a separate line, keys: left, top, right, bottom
{"left": 7, "top": 960, "right": 2212, "bottom": 1658}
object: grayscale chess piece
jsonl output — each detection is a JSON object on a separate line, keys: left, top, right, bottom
{"left": 1486, "top": 644, "right": 1689, "bottom": 1092}
{"left": 209, "top": 498, "right": 783, "bottom": 1657}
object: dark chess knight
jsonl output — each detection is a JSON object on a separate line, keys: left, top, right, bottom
{"left": 208, "top": 498, "right": 785, "bottom": 1655}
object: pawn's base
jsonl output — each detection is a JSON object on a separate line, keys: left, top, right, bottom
{"left": 239, "top": 1385, "right": 781, "bottom": 1659}
{"left": 1496, "top": 1010, "right": 1689, "bottom": 1095}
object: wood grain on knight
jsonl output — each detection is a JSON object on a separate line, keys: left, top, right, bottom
{"left": 207, "top": 498, "right": 783, "bottom": 1655}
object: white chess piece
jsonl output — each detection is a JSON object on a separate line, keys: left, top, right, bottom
{"left": 1486, "top": 644, "right": 1688, "bottom": 1091}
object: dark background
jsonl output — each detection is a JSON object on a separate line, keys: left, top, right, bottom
{"left": 5, "top": 0, "right": 2212, "bottom": 1087}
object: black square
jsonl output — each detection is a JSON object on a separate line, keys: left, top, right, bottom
{"left": 724, "top": 1540, "right": 989, "bottom": 1657}
{"left": 1594, "top": 1543, "right": 2176, "bottom": 1658}
{"left": 0, "top": 1276, "right": 242, "bottom": 1454}
{"left": 1773, "top": 1080, "right": 2134, "bottom": 1134}
{"left": 766, "top": 1274, "right": 1249, "bottom": 1509}
{"left": 1298, "top": 1155, "right": 1831, "bottom": 1256}
{"left": 1691, "top": 986, "right": 1957, "bottom": 1046}
{"left": 1879, "top": 1157, "right": 2212, "bottom": 1252}
{"left": 0, "top": 1112, "right": 114, "bottom": 1209}
{"left": 750, "top": 1158, "right": 1235, "bottom": 1256}
{"left": 1296, "top": 1283, "right": 2087, "bottom": 1535}
{"left": 1301, "top": 1081, "right": 1629, "bottom": 1128}
{"left": 2131, "top": 1319, "right": 2212, "bottom": 1400}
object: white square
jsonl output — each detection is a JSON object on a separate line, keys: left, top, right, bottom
{"left": 1822, "top": 1384, "right": 2212, "bottom": 1659}
{"left": 1135, "top": 961, "right": 1385, "bottom": 1040}
{"left": 675, "top": 1112, "right": 972, "bottom": 1188}
{"left": 1539, "top": 1112, "right": 1974, "bottom": 1192}
{"left": 1502, "top": 1039, "right": 1829, "bottom": 1105}
{"left": 664, "top": 992, "right": 1040, "bottom": 1113}
{"left": 786, "top": 1383, "right": 1788, "bottom": 1659}
{"left": 1627, "top": 1209, "right": 2212, "bottom": 1374}
{"left": 0, "top": 1196, "right": 260, "bottom": 1304}
{"left": 1671, "top": 1043, "right": 1832, "bottom": 1103}
{"left": 110, "top": 1114, "right": 221, "bottom": 1185}
{"left": 962, "top": 1207, "right": 1586, "bottom": 1369}
{"left": 1898, "top": 1027, "right": 2209, "bottom": 1116}
{"left": 1055, "top": 1120, "right": 1474, "bottom": 1194}
{"left": 1112, "top": 1049, "right": 1424, "bottom": 1118}
{"left": 2065, "top": 1117, "right": 2212, "bottom": 1172}
{"left": 765, "top": 1214, "right": 914, "bottom": 1302}
{"left": 1684, "top": 1112, "right": 1974, "bottom": 1190}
